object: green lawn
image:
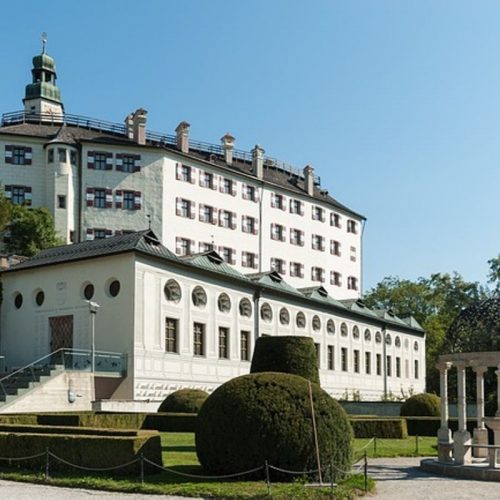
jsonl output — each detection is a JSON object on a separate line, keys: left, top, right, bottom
{"left": 0, "top": 432, "right": 438, "bottom": 499}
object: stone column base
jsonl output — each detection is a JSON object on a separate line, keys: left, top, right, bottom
{"left": 437, "top": 426, "right": 453, "bottom": 463}
{"left": 453, "top": 430, "right": 472, "bottom": 465}
{"left": 473, "top": 428, "right": 488, "bottom": 458}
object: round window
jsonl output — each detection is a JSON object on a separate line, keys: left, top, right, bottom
{"left": 109, "top": 280, "right": 120, "bottom": 298}
{"left": 84, "top": 283, "right": 95, "bottom": 300}
{"left": 192, "top": 286, "right": 207, "bottom": 308}
{"left": 239, "top": 298, "right": 252, "bottom": 317}
{"left": 35, "top": 290, "right": 45, "bottom": 306}
{"left": 395, "top": 336, "right": 401, "bottom": 348}
{"left": 296, "top": 312, "right": 306, "bottom": 329}
{"left": 364, "top": 328, "right": 371, "bottom": 342}
{"left": 375, "top": 331, "right": 382, "bottom": 344}
{"left": 260, "top": 303, "right": 273, "bottom": 322}
{"left": 279, "top": 307, "right": 290, "bottom": 325}
{"left": 14, "top": 293, "right": 23, "bottom": 309}
{"left": 312, "top": 315, "right": 321, "bottom": 332}
{"left": 327, "top": 319, "right": 335, "bottom": 335}
{"left": 414, "top": 341, "right": 419, "bottom": 352}
{"left": 352, "top": 325, "right": 360, "bottom": 339}
{"left": 218, "top": 293, "right": 231, "bottom": 313}
{"left": 385, "top": 334, "right": 392, "bottom": 346}
{"left": 164, "top": 279, "right": 182, "bottom": 303}
{"left": 340, "top": 322, "right": 348, "bottom": 337}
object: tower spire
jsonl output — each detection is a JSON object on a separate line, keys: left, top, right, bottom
{"left": 23, "top": 35, "right": 64, "bottom": 118}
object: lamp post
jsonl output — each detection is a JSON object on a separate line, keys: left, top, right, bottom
{"left": 87, "top": 300, "right": 100, "bottom": 373}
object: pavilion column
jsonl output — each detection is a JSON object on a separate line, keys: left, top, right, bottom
{"left": 453, "top": 361, "right": 472, "bottom": 465}
{"left": 472, "top": 365, "right": 488, "bottom": 458}
{"left": 436, "top": 361, "right": 453, "bottom": 463}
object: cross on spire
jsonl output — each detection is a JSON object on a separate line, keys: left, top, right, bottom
{"left": 41, "top": 32, "right": 47, "bottom": 54}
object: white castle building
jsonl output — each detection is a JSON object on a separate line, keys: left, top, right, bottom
{"left": 0, "top": 45, "right": 425, "bottom": 410}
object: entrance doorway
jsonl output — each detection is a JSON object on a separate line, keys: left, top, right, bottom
{"left": 49, "top": 315, "right": 73, "bottom": 352}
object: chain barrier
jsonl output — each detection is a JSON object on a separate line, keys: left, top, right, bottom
{"left": 267, "top": 464, "right": 320, "bottom": 475}
{"left": 48, "top": 452, "right": 140, "bottom": 472}
{"left": 0, "top": 452, "right": 46, "bottom": 462}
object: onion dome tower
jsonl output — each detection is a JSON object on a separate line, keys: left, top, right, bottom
{"left": 23, "top": 33, "right": 64, "bottom": 118}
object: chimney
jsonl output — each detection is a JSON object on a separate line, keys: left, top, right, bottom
{"left": 252, "top": 144, "right": 265, "bottom": 179}
{"left": 131, "top": 108, "right": 147, "bottom": 145}
{"left": 175, "top": 121, "right": 190, "bottom": 153}
{"left": 124, "top": 113, "right": 134, "bottom": 140}
{"left": 221, "top": 133, "right": 235, "bottom": 166}
{"left": 303, "top": 165, "right": 315, "bottom": 196}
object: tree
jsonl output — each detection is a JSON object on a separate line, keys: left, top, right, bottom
{"left": 0, "top": 191, "right": 12, "bottom": 233}
{"left": 488, "top": 255, "right": 500, "bottom": 294}
{"left": 6, "top": 205, "right": 63, "bottom": 257}
{"left": 363, "top": 272, "right": 488, "bottom": 394}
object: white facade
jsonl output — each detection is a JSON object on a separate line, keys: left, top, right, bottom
{"left": 0, "top": 233, "right": 425, "bottom": 405}
{"left": 0, "top": 49, "right": 364, "bottom": 299}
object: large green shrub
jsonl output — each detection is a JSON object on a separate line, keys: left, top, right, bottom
{"left": 350, "top": 418, "right": 407, "bottom": 439}
{"left": 158, "top": 389, "right": 209, "bottom": 413}
{"left": 196, "top": 372, "right": 352, "bottom": 480}
{"left": 250, "top": 336, "right": 320, "bottom": 384}
{"left": 400, "top": 393, "right": 441, "bottom": 417}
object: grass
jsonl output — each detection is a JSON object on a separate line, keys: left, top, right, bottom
{"left": 0, "top": 432, "right": 438, "bottom": 499}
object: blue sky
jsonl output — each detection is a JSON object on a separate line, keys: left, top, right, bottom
{"left": 1, "top": 1, "right": 499, "bottom": 292}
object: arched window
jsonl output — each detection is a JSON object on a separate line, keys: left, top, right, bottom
{"left": 385, "top": 334, "right": 392, "bottom": 346}
{"left": 375, "top": 331, "right": 382, "bottom": 344}
{"left": 395, "top": 336, "right": 401, "bottom": 348}
{"left": 260, "top": 302, "right": 273, "bottom": 322}
{"left": 312, "top": 315, "right": 321, "bottom": 332}
{"left": 414, "top": 341, "right": 419, "bottom": 352}
{"left": 352, "top": 325, "right": 360, "bottom": 339}
{"left": 279, "top": 307, "right": 290, "bottom": 325}
{"left": 364, "top": 328, "right": 371, "bottom": 342}
{"left": 164, "top": 279, "right": 182, "bottom": 303}
{"left": 340, "top": 322, "right": 348, "bottom": 337}
{"left": 327, "top": 319, "right": 335, "bottom": 335}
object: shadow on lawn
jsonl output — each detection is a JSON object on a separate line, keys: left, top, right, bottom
{"left": 162, "top": 445, "right": 196, "bottom": 453}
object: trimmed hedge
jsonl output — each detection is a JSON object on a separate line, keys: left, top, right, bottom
{"left": 144, "top": 413, "right": 197, "bottom": 432}
{"left": 400, "top": 393, "right": 440, "bottom": 417}
{"left": 196, "top": 372, "right": 352, "bottom": 480}
{"left": 405, "top": 417, "right": 476, "bottom": 437}
{"left": 158, "top": 389, "right": 208, "bottom": 413}
{"left": 250, "top": 336, "right": 320, "bottom": 384}
{"left": 350, "top": 418, "right": 408, "bottom": 439}
{"left": 0, "top": 428, "right": 162, "bottom": 474}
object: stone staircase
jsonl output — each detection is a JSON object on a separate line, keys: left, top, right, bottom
{"left": 0, "top": 364, "right": 65, "bottom": 407}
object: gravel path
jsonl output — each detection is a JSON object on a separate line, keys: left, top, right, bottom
{"left": 0, "top": 480, "right": 194, "bottom": 499}
{"left": 368, "top": 457, "right": 500, "bottom": 499}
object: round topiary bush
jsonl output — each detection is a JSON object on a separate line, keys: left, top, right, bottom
{"left": 196, "top": 372, "right": 352, "bottom": 479}
{"left": 158, "top": 389, "right": 208, "bottom": 413}
{"left": 250, "top": 335, "right": 320, "bottom": 384}
{"left": 400, "top": 393, "right": 441, "bottom": 417}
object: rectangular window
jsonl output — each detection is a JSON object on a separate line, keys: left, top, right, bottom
{"left": 242, "top": 216, "right": 257, "bottom": 234}
{"left": 58, "top": 148, "right": 67, "bottom": 163}
{"left": 200, "top": 204, "right": 215, "bottom": 224}
{"left": 271, "top": 193, "right": 285, "bottom": 210}
{"left": 365, "top": 352, "right": 371, "bottom": 374}
{"left": 181, "top": 164, "right": 192, "bottom": 182}
{"left": 243, "top": 184, "right": 256, "bottom": 201}
{"left": 11, "top": 186, "right": 26, "bottom": 205}
{"left": 165, "top": 317, "right": 178, "bottom": 353}
{"left": 5, "top": 145, "right": 32, "bottom": 166}
{"left": 219, "top": 210, "right": 235, "bottom": 229}
{"left": 201, "top": 171, "right": 215, "bottom": 189}
{"left": 350, "top": 246, "right": 357, "bottom": 262}
{"left": 94, "top": 189, "right": 106, "bottom": 209}
{"left": 57, "top": 195, "right": 66, "bottom": 209}
{"left": 290, "top": 262, "right": 304, "bottom": 278}
{"left": 353, "top": 350, "right": 360, "bottom": 373}
{"left": 70, "top": 150, "right": 77, "bottom": 165}
{"left": 180, "top": 199, "right": 192, "bottom": 218}
{"left": 242, "top": 252, "right": 258, "bottom": 269}
{"left": 327, "top": 346, "right": 335, "bottom": 370}
{"left": 331, "top": 271, "right": 342, "bottom": 287}
{"left": 290, "top": 228, "right": 304, "bottom": 246}
{"left": 221, "top": 177, "right": 235, "bottom": 195}
{"left": 414, "top": 360, "right": 419, "bottom": 379}
{"left": 347, "top": 276, "right": 358, "bottom": 291}
{"left": 347, "top": 219, "right": 358, "bottom": 234}
{"left": 341, "top": 348, "right": 348, "bottom": 372}
{"left": 271, "top": 258, "right": 286, "bottom": 275}
{"left": 331, "top": 212, "right": 341, "bottom": 228}
{"left": 396, "top": 357, "right": 401, "bottom": 378}
{"left": 94, "top": 229, "right": 107, "bottom": 239}
{"left": 271, "top": 223, "right": 286, "bottom": 241}
{"left": 405, "top": 359, "right": 409, "bottom": 379}
{"left": 376, "top": 354, "right": 382, "bottom": 376}
{"left": 94, "top": 153, "right": 107, "bottom": 170}
{"left": 220, "top": 247, "right": 235, "bottom": 265}
{"left": 48, "top": 149, "right": 54, "bottom": 163}
{"left": 12, "top": 147, "right": 26, "bottom": 165}
{"left": 289, "top": 198, "right": 304, "bottom": 215}
{"left": 193, "top": 322, "right": 205, "bottom": 356}
{"left": 387, "top": 355, "right": 392, "bottom": 377}
{"left": 121, "top": 154, "right": 136, "bottom": 173}
{"left": 176, "top": 237, "right": 194, "bottom": 256}
{"left": 241, "top": 330, "right": 250, "bottom": 361}
{"left": 123, "top": 191, "right": 135, "bottom": 210}
{"left": 311, "top": 267, "right": 325, "bottom": 283}
{"left": 312, "top": 234, "right": 325, "bottom": 251}
{"left": 312, "top": 206, "right": 325, "bottom": 221}
{"left": 330, "top": 240, "right": 341, "bottom": 256}
{"left": 199, "top": 241, "right": 214, "bottom": 253}
{"left": 218, "top": 327, "right": 229, "bottom": 359}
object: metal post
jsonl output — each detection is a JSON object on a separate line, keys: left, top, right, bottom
{"left": 364, "top": 452, "right": 368, "bottom": 492}
{"left": 330, "top": 462, "right": 334, "bottom": 495}
{"left": 45, "top": 447, "right": 50, "bottom": 480}
{"left": 140, "top": 453, "right": 144, "bottom": 485}
{"left": 265, "top": 460, "right": 271, "bottom": 495}
{"left": 374, "top": 436, "right": 377, "bottom": 457}
{"left": 415, "top": 435, "right": 419, "bottom": 455}
{"left": 88, "top": 301, "right": 100, "bottom": 373}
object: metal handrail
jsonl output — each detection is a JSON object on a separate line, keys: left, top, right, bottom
{"left": 1, "top": 110, "right": 321, "bottom": 185}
